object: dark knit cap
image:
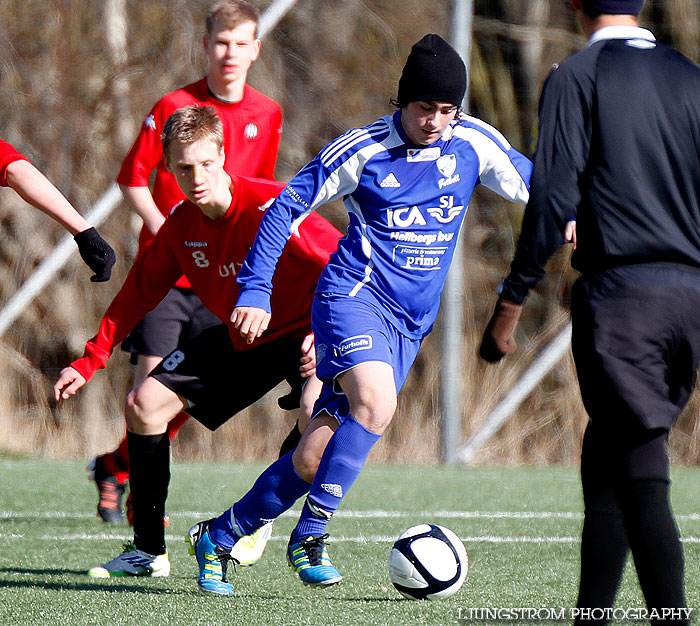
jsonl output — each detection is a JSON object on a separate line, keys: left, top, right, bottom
{"left": 581, "top": 0, "right": 644, "bottom": 15}
{"left": 397, "top": 34, "right": 466, "bottom": 107}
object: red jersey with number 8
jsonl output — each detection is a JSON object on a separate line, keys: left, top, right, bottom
{"left": 71, "top": 173, "right": 340, "bottom": 382}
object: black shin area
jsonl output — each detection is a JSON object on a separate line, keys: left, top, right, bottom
{"left": 617, "top": 432, "right": 686, "bottom": 623}
{"left": 575, "top": 426, "right": 628, "bottom": 623}
{"left": 127, "top": 431, "right": 170, "bottom": 556}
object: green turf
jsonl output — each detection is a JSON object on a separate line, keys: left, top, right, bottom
{"left": 0, "top": 456, "right": 698, "bottom": 625}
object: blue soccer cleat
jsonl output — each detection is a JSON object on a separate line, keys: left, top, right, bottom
{"left": 286, "top": 533, "right": 343, "bottom": 587}
{"left": 186, "top": 520, "right": 235, "bottom": 596}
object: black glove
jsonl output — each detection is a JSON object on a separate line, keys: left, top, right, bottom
{"left": 479, "top": 299, "right": 523, "bottom": 362}
{"left": 74, "top": 227, "right": 116, "bottom": 282}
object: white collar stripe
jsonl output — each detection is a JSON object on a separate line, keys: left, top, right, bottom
{"left": 588, "top": 25, "right": 655, "bottom": 47}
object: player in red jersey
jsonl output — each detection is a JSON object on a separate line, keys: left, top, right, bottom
{"left": 54, "top": 105, "right": 340, "bottom": 579}
{"left": 0, "top": 139, "right": 115, "bottom": 281}
{"left": 90, "top": 0, "right": 284, "bottom": 525}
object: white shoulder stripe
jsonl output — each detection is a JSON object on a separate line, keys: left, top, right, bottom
{"left": 320, "top": 120, "right": 390, "bottom": 167}
{"left": 313, "top": 141, "right": 388, "bottom": 212}
{"left": 319, "top": 119, "right": 387, "bottom": 162}
{"left": 456, "top": 114, "right": 512, "bottom": 151}
{"left": 322, "top": 126, "right": 390, "bottom": 168}
{"left": 458, "top": 127, "right": 529, "bottom": 205}
{"left": 322, "top": 130, "right": 374, "bottom": 167}
{"left": 320, "top": 127, "right": 367, "bottom": 163}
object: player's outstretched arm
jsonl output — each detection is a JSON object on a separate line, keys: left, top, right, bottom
{"left": 6, "top": 159, "right": 116, "bottom": 281}
{"left": 6, "top": 159, "right": 90, "bottom": 235}
{"left": 53, "top": 366, "right": 87, "bottom": 402}
{"left": 231, "top": 306, "right": 271, "bottom": 345}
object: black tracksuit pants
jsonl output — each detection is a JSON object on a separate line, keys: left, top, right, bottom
{"left": 570, "top": 263, "right": 700, "bottom": 624}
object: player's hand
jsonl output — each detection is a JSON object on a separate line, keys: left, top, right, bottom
{"left": 299, "top": 333, "right": 316, "bottom": 378}
{"left": 564, "top": 219, "right": 577, "bottom": 249}
{"left": 53, "top": 366, "right": 87, "bottom": 401}
{"left": 231, "top": 306, "right": 271, "bottom": 344}
{"left": 74, "top": 227, "right": 117, "bottom": 282}
{"left": 479, "top": 299, "right": 523, "bottom": 363}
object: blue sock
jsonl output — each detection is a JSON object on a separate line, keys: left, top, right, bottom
{"left": 209, "top": 451, "right": 310, "bottom": 550}
{"left": 292, "top": 415, "right": 380, "bottom": 542}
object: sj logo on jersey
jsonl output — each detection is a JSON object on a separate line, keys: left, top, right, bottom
{"left": 427, "top": 196, "right": 465, "bottom": 224}
{"left": 437, "top": 154, "right": 460, "bottom": 189}
{"left": 387, "top": 196, "right": 463, "bottom": 227}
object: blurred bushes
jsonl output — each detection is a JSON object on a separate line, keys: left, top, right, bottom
{"left": 0, "top": 0, "right": 698, "bottom": 464}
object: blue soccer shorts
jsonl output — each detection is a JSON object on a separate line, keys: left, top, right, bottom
{"left": 310, "top": 292, "right": 424, "bottom": 423}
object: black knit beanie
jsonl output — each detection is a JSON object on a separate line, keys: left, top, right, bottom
{"left": 581, "top": 0, "right": 644, "bottom": 15}
{"left": 397, "top": 34, "right": 466, "bottom": 107}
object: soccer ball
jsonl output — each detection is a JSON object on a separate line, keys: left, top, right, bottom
{"left": 388, "top": 523, "right": 468, "bottom": 600}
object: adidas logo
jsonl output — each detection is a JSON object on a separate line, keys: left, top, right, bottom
{"left": 380, "top": 173, "right": 401, "bottom": 188}
{"left": 320, "top": 483, "right": 343, "bottom": 498}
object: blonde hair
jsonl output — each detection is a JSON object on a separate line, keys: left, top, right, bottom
{"left": 205, "top": 0, "right": 259, "bottom": 36}
{"left": 162, "top": 105, "right": 224, "bottom": 162}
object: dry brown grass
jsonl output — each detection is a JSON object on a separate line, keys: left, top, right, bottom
{"left": 0, "top": 0, "right": 698, "bottom": 465}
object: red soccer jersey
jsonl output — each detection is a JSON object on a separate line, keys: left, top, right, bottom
{"left": 0, "top": 140, "right": 29, "bottom": 187}
{"left": 118, "top": 79, "right": 282, "bottom": 245}
{"left": 117, "top": 78, "right": 283, "bottom": 288}
{"left": 71, "top": 174, "right": 341, "bottom": 382}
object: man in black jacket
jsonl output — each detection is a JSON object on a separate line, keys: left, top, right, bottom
{"left": 480, "top": 1, "right": 700, "bottom": 623}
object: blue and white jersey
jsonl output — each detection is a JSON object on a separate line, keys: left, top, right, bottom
{"left": 237, "top": 109, "right": 532, "bottom": 338}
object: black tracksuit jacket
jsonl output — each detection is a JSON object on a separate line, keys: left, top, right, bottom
{"left": 501, "top": 27, "right": 700, "bottom": 304}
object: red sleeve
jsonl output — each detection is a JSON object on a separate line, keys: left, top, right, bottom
{"left": 256, "top": 105, "right": 283, "bottom": 180}
{"left": 71, "top": 224, "right": 184, "bottom": 381}
{"left": 116, "top": 103, "right": 166, "bottom": 188}
{"left": 0, "top": 140, "right": 30, "bottom": 187}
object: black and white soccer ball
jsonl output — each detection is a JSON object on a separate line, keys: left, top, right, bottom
{"left": 388, "top": 523, "right": 468, "bottom": 600}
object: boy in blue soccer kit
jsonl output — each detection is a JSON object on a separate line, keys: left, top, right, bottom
{"left": 187, "top": 34, "right": 532, "bottom": 595}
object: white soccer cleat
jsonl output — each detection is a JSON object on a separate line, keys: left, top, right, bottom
{"left": 229, "top": 521, "right": 274, "bottom": 567}
{"left": 88, "top": 542, "right": 170, "bottom": 578}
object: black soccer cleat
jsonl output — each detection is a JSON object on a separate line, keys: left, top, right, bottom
{"left": 88, "top": 454, "right": 127, "bottom": 524}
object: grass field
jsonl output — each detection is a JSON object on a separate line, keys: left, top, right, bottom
{"left": 1, "top": 455, "right": 698, "bottom": 625}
